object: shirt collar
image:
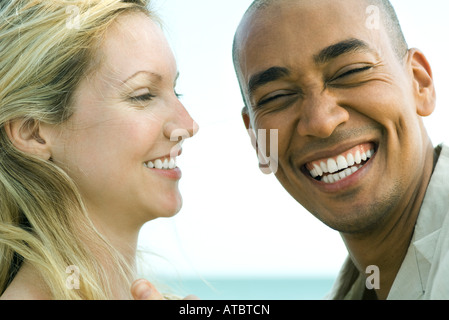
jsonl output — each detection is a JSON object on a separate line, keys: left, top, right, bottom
{"left": 388, "top": 144, "right": 449, "bottom": 299}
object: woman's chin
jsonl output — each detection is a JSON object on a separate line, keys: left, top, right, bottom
{"left": 145, "top": 196, "right": 183, "bottom": 220}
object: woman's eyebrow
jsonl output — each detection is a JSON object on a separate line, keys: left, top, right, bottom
{"left": 121, "top": 70, "right": 180, "bottom": 86}
{"left": 122, "top": 71, "right": 163, "bottom": 84}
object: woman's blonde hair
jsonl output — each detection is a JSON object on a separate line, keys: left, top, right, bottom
{"left": 0, "top": 0, "right": 154, "bottom": 299}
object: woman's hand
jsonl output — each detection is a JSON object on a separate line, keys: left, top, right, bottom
{"left": 131, "top": 279, "right": 165, "bottom": 300}
{"left": 131, "top": 279, "right": 199, "bottom": 300}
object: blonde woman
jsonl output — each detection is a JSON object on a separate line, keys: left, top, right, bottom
{"left": 0, "top": 0, "right": 198, "bottom": 299}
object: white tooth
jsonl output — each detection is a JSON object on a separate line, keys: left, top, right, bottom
{"left": 366, "top": 149, "right": 373, "bottom": 159}
{"left": 346, "top": 153, "right": 355, "bottom": 166}
{"left": 155, "top": 159, "right": 163, "bottom": 169}
{"left": 163, "top": 158, "right": 169, "bottom": 169}
{"left": 313, "top": 164, "right": 323, "bottom": 177}
{"left": 344, "top": 168, "right": 352, "bottom": 177}
{"left": 148, "top": 161, "right": 155, "bottom": 169}
{"left": 355, "top": 151, "right": 362, "bottom": 164}
{"left": 361, "top": 152, "right": 367, "bottom": 161}
{"left": 327, "top": 159, "right": 338, "bottom": 174}
{"left": 339, "top": 171, "right": 346, "bottom": 179}
{"left": 169, "top": 158, "right": 176, "bottom": 169}
{"left": 351, "top": 166, "right": 358, "bottom": 173}
{"left": 310, "top": 168, "right": 317, "bottom": 178}
{"left": 332, "top": 173, "right": 341, "bottom": 182}
{"left": 328, "top": 174, "right": 335, "bottom": 183}
{"left": 320, "top": 161, "right": 328, "bottom": 173}
{"left": 143, "top": 162, "right": 148, "bottom": 168}
{"left": 337, "top": 155, "right": 348, "bottom": 170}
{"left": 323, "top": 175, "right": 329, "bottom": 183}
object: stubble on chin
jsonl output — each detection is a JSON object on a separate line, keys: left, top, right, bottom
{"left": 313, "top": 184, "right": 402, "bottom": 235}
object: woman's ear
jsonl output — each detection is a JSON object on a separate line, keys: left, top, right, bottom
{"left": 408, "top": 48, "right": 436, "bottom": 117}
{"left": 5, "top": 118, "right": 52, "bottom": 160}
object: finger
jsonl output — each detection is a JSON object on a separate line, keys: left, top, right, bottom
{"left": 131, "top": 279, "right": 164, "bottom": 300}
{"left": 183, "top": 294, "right": 200, "bottom": 300}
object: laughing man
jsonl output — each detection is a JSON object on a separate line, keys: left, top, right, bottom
{"left": 233, "top": 0, "right": 449, "bottom": 299}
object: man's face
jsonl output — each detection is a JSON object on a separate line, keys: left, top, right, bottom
{"left": 236, "top": 0, "right": 435, "bottom": 233}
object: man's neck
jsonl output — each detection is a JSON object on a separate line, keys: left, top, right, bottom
{"left": 341, "top": 142, "right": 436, "bottom": 300}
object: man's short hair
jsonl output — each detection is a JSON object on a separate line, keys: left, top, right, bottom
{"left": 233, "top": 0, "right": 409, "bottom": 71}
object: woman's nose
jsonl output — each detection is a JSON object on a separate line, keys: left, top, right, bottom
{"left": 163, "top": 100, "right": 199, "bottom": 142}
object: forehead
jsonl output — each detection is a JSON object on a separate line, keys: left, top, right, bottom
{"left": 236, "top": 0, "right": 389, "bottom": 81}
{"left": 96, "top": 12, "right": 176, "bottom": 85}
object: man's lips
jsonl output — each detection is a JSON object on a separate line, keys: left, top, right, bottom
{"left": 302, "top": 142, "right": 377, "bottom": 184}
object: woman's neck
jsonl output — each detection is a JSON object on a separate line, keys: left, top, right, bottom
{"left": 88, "top": 213, "right": 143, "bottom": 299}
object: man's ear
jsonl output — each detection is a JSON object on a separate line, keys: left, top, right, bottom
{"left": 242, "top": 106, "right": 256, "bottom": 150}
{"left": 242, "top": 106, "right": 273, "bottom": 174}
{"left": 408, "top": 48, "right": 436, "bottom": 117}
{"left": 5, "top": 118, "right": 52, "bottom": 160}
{"left": 242, "top": 105, "right": 251, "bottom": 130}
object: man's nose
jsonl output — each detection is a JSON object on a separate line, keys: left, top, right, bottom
{"left": 163, "top": 100, "right": 199, "bottom": 142}
{"left": 296, "top": 91, "right": 349, "bottom": 138}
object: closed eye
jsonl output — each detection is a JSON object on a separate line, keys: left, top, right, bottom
{"left": 258, "top": 92, "right": 298, "bottom": 107}
{"left": 129, "top": 93, "right": 155, "bottom": 102}
{"left": 334, "top": 65, "right": 372, "bottom": 80}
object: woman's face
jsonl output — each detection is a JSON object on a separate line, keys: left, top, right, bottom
{"left": 49, "top": 13, "right": 198, "bottom": 227}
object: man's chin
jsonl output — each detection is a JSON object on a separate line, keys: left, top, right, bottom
{"left": 312, "top": 198, "right": 399, "bottom": 235}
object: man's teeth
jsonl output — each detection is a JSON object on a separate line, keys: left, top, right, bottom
{"left": 144, "top": 158, "right": 177, "bottom": 170}
{"left": 321, "top": 165, "right": 361, "bottom": 183}
{"left": 308, "top": 148, "right": 374, "bottom": 183}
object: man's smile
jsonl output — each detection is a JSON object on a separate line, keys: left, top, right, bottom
{"left": 302, "top": 142, "right": 378, "bottom": 186}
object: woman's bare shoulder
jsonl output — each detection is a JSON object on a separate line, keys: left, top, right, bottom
{"left": 0, "top": 262, "right": 51, "bottom": 300}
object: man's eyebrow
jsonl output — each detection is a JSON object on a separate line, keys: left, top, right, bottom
{"left": 247, "top": 66, "right": 290, "bottom": 96}
{"left": 314, "top": 38, "right": 375, "bottom": 65}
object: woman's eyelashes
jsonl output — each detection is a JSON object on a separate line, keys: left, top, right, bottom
{"left": 128, "top": 89, "right": 182, "bottom": 103}
{"left": 175, "top": 90, "right": 183, "bottom": 99}
{"left": 130, "top": 93, "right": 156, "bottom": 102}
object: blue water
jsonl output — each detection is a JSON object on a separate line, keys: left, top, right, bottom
{"left": 161, "top": 277, "right": 335, "bottom": 300}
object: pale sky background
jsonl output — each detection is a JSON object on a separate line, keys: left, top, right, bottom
{"left": 137, "top": 0, "right": 449, "bottom": 280}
